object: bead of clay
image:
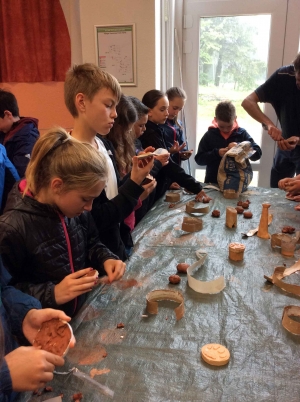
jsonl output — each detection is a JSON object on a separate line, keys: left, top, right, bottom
{"left": 237, "top": 201, "right": 243, "bottom": 206}
{"left": 282, "top": 226, "right": 295, "bottom": 234}
{"left": 235, "top": 206, "right": 244, "bottom": 214}
{"left": 177, "top": 263, "right": 190, "bottom": 273}
{"left": 243, "top": 211, "right": 252, "bottom": 219}
{"left": 169, "top": 275, "right": 181, "bottom": 284}
{"left": 242, "top": 202, "right": 249, "bottom": 209}
{"left": 211, "top": 209, "right": 220, "bottom": 218}
{"left": 201, "top": 343, "right": 230, "bottom": 366}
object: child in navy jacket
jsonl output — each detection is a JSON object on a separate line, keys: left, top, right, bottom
{"left": 195, "top": 101, "right": 262, "bottom": 184}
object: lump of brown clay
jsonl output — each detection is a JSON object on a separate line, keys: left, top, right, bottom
{"left": 168, "top": 203, "right": 176, "bottom": 208}
{"left": 86, "top": 269, "right": 99, "bottom": 277}
{"left": 202, "top": 196, "right": 210, "bottom": 203}
{"left": 177, "top": 263, "right": 190, "bottom": 273}
{"left": 282, "top": 226, "right": 295, "bottom": 234}
{"left": 235, "top": 206, "right": 244, "bottom": 214}
{"left": 211, "top": 210, "right": 220, "bottom": 218}
{"left": 33, "top": 318, "right": 72, "bottom": 357}
{"left": 169, "top": 275, "right": 181, "bottom": 284}
{"left": 72, "top": 393, "right": 83, "bottom": 401}
{"left": 242, "top": 202, "right": 249, "bottom": 209}
{"left": 243, "top": 211, "right": 252, "bottom": 219}
{"left": 237, "top": 201, "right": 243, "bottom": 206}
{"left": 117, "top": 323, "right": 125, "bottom": 329}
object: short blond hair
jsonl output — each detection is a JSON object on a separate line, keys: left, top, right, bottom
{"left": 24, "top": 127, "right": 108, "bottom": 195}
{"left": 64, "top": 63, "right": 122, "bottom": 117}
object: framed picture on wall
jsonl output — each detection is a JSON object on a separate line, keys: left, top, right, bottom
{"left": 95, "top": 24, "right": 137, "bottom": 86}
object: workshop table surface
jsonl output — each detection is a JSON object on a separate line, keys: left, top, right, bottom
{"left": 18, "top": 187, "right": 300, "bottom": 402}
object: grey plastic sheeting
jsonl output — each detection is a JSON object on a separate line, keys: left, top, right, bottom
{"left": 17, "top": 187, "right": 300, "bottom": 402}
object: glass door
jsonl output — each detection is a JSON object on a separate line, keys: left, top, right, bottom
{"left": 183, "top": 0, "right": 291, "bottom": 187}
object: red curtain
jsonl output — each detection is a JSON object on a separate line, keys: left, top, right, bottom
{"left": 0, "top": 0, "right": 71, "bottom": 82}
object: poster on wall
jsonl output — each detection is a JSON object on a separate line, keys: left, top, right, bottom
{"left": 95, "top": 24, "right": 136, "bottom": 86}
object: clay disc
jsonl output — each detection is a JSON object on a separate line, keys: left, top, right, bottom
{"left": 201, "top": 343, "right": 230, "bottom": 366}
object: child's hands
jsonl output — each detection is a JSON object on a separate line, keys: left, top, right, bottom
{"left": 103, "top": 259, "right": 126, "bottom": 282}
{"left": 130, "top": 155, "right": 154, "bottom": 185}
{"left": 5, "top": 346, "right": 64, "bottom": 391}
{"left": 54, "top": 268, "right": 98, "bottom": 305}
{"left": 170, "top": 141, "right": 186, "bottom": 154}
{"left": 140, "top": 179, "right": 157, "bottom": 201}
{"left": 22, "top": 309, "right": 75, "bottom": 346}
{"left": 155, "top": 152, "right": 170, "bottom": 166}
{"left": 219, "top": 147, "right": 228, "bottom": 157}
{"left": 195, "top": 191, "right": 212, "bottom": 202}
{"left": 180, "top": 150, "right": 193, "bottom": 160}
{"left": 228, "top": 142, "right": 237, "bottom": 149}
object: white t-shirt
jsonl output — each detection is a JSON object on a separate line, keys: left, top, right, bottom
{"left": 95, "top": 137, "right": 118, "bottom": 200}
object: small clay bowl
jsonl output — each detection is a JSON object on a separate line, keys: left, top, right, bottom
{"left": 33, "top": 318, "right": 73, "bottom": 357}
{"left": 235, "top": 206, "right": 244, "bottom": 214}
{"left": 211, "top": 209, "right": 220, "bottom": 218}
{"left": 177, "top": 263, "right": 190, "bottom": 273}
{"left": 169, "top": 275, "right": 181, "bottom": 284}
{"left": 243, "top": 211, "right": 252, "bottom": 219}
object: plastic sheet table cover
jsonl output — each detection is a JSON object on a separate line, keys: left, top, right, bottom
{"left": 17, "top": 187, "right": 300, "bottom": 402}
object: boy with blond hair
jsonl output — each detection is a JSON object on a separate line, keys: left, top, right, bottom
{"left": 64, "top": 63, "right": 153, "bottom": 260}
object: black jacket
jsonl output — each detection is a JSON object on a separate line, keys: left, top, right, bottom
{"left": 0, "top": 183, "right": 118, "bottom": 317}
{"left": 91, "top": 137, "right": 144, "bottom": 260}
{"left": 139, "top": 121, "right": 203, "bottom": 200}
{"left": 194, "top": 127, "right": 262, "bottom": 184}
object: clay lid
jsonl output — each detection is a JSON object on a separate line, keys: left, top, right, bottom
{"left": 33, "top": 318, "right": 73, "bottom": 357}
{"left": 228, "top": 242, "right": 245, "bottom": 252}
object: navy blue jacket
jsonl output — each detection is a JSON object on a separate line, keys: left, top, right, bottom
{"left": 0, "top": 117, "right": 39, "bottom": 178}
{"left": 0, "top": 182, "right": 118, "bottom": 317}
{"left": 139, "top": 121, "right": 203, "bottom": 200}
{"left": 194, "top": 127, "right": 262, "bottom": 184}
{"left": 0, "top": 258, "right": 41, "bottom": 401}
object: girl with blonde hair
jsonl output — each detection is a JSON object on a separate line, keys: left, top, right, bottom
{"left": 0, "top": 127, "right": 125, "bottom": 317}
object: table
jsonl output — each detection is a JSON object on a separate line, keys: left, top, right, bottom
{"left": 18, "top": 187, "right": 300, "bottom": 402}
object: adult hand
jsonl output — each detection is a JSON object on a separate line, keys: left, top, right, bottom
{"left": 219, "top": 148, "right": 228, "bottom": 157}
{"left": 5, "top": 346, "right": 64, "bottom": 392}
{"left": 285, "top": 180, "right": 300, "bottom": 196}
{"left": 180, "top": 150, "right": 193, "bottom": 160}
{"left": 278, "top": 177, "right": 291, "bottom": 190}
{"left": 54, "top": 268, "right": 98, "bottom": 305}
{"left": 130, "top": 155, "right": 154, "bottom": 185}
{"left": 228, "top": 142, "right": 237, "bottom": 149}
{"left": 140, "top": 179, "right": 157, "bottom": 201}
{"left": 169, "top": 140, "right": 186, "bottom": 154}
{"left": 267, "top": 125, "right": 283, "bottom": 141}
{"left": 22, "top": 309, "right": 74, "bottom": 346}
{"left": 103, "top": 259, "right": 126, "bottom": 282}
{"left": 277, "top": 137, "right": 298, "bottom": 151}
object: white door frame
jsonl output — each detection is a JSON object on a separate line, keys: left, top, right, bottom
{"left": 182, "top": 0, "right": 300, "bottom": 187}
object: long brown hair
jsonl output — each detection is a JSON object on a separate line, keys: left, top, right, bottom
{"left": 107, "top": 95, "right": 137, "bottom": 176}
{"left": 24, "top": 127, "right": 108, "bottom": 196}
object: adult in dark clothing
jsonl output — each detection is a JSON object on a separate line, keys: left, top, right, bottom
{"left": 195, "top": 101, "right": 262, "bottom": 184}
{"left": 242, "top": 52, "right": 300, "bottom": 187}
{"left": 0, "top": 128, "right": 125, "bottom": 317}
{"left": 140, "top": 90, "right": 210, "bottom": 201}
{"left": 0, "top": 257, "right": 74, "bottom": 402}
{"left": 0, "top": 89, "right": 39, "bottom": 178}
